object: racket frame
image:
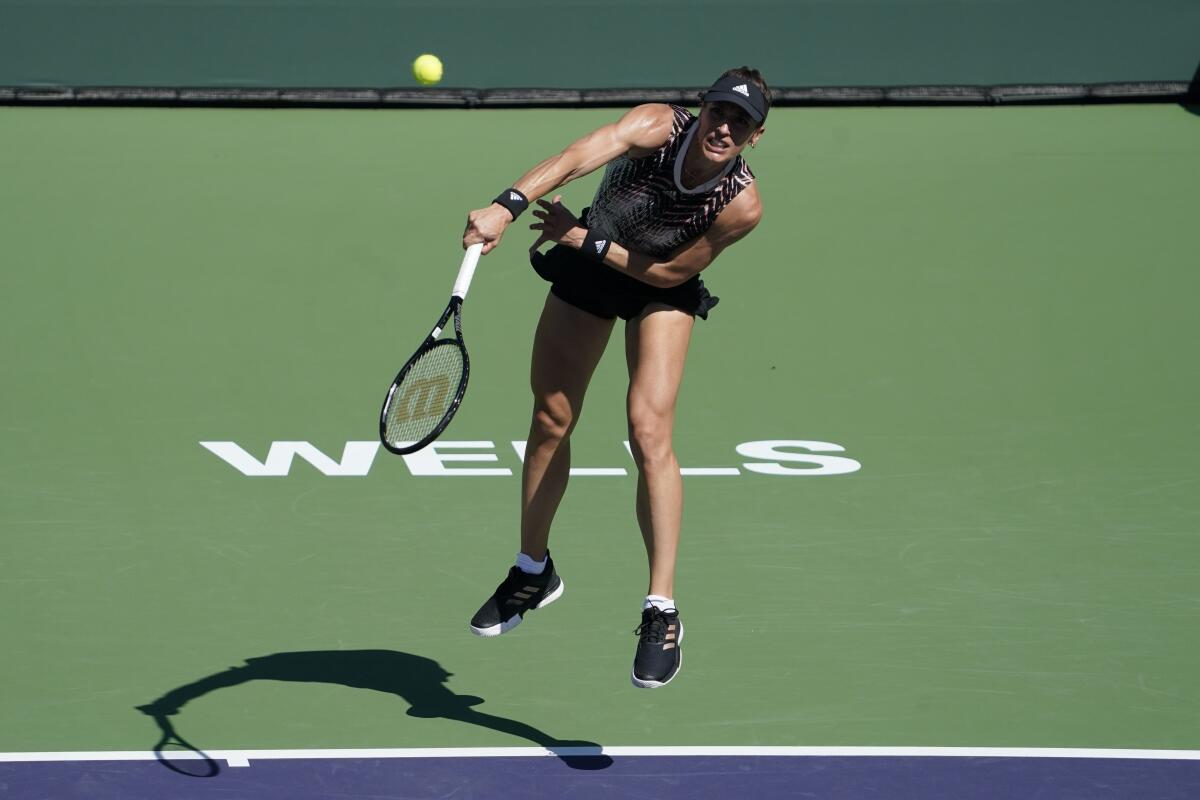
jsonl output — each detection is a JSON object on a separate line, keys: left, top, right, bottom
{"left": 378, "top": 243, "right": 483, "bottom": 455}
{"left": 378, "top": 298, "right": 470, "bottom": 455}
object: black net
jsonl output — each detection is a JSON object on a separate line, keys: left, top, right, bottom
{"left": 4, "top": 83, "right": 1194, "bottom": 109}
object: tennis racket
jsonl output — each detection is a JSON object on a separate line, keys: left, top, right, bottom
{"left": 379, "top": 242, "right": 483, "bottom": 455}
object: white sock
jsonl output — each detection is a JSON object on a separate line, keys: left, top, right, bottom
{"left": 643, "top": 595, "right": 676, "bottom": 612}
{"left": 516, "top": 552, "right": 547, "bottom": 575}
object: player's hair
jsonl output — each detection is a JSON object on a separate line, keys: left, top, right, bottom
{"left": 701, "top": 66, "right": 773, "bottom": 120}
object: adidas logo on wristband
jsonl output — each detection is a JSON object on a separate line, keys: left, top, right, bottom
{"left": 493, "top": 187, "right": 529, "bottom": 220}
{"left": 582, "top": 229, "right": 611, "bottom": 263}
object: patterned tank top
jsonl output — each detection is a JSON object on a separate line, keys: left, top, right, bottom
{"left": 586, "top": 105, "right": 756, "bottom": 259}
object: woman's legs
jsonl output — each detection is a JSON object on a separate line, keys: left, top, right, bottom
{"left": 624, "top": 304, "right": 696, "bottom": 599}
{"left": 520, "top": 292, "right": 616, "bottom": 560}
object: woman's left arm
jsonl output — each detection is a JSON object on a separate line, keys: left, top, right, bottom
{"left": 530, "top": 186, "right": 763, "bottom": 289}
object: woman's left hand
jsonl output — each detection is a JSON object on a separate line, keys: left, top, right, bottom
{"left": 529, "top": 195, "right": 585, "bottom": 253}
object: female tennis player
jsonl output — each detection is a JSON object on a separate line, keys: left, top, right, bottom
{"left": 462, "top": 68, "right": 769, "bottom": 688}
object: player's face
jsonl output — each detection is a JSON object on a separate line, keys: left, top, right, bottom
{"left": 697, "top": 101, "right": 764, "bottom": 162}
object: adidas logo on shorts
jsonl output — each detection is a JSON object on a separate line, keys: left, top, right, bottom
{"left": 732, "top": 84, "right": 750, "bottom": 97}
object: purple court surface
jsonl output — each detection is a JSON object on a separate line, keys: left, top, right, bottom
{"left": 3, "top": 752, "right": 1200, "bottom": 799}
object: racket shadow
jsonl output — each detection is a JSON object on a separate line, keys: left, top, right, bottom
{"left": 139, "top": 709, "right": 221, "bottom": 778}
{"left": 135, "top": 649, "right": 613, "bottom": 773}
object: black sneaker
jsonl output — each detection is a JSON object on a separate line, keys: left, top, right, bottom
{"left": 469, "top": 556, "right": 564, "bottom": 637}
{"left": 631, "top": 606, "right": 683, "bottom": 688}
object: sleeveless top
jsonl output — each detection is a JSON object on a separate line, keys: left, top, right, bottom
{"left": 585, "top": 105, "right": 755, "bottom": 260}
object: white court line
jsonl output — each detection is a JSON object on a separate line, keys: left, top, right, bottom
{"left": 2, "top": 747, "right": 1200, "bottom": 768}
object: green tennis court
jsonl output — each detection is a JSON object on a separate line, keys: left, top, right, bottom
{"left": 2, "top": 104, "right": 1199, "bottom": 793}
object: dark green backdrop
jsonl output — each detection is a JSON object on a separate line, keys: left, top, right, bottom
{"left": 2, "top": 0, "right": 1198, "bottom": 89}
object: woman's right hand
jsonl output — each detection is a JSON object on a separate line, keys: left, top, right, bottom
{"left": 463, "top": 204, "right": 513, "bottom": 254}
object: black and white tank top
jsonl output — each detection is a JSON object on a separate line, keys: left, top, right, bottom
{"left": 586, "top": 105, "right": 755, "bottom": 259}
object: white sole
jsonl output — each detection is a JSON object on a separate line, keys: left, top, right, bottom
{"left": 631, "top": 624, "right": 684, "bottom": 688}
{"left": 469, "top": 579, "right": 564, "bottom": 637}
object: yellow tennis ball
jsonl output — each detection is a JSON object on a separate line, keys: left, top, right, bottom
{"left": 412, "top": 54, "right": 443, "bottom": 86}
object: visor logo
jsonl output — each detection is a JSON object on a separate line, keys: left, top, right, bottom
{"left": 732, "top": 84, "right": 750, "bottom": 97}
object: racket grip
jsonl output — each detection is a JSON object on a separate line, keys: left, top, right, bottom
{"left": 452, "top": 242, "right": 485, "bottom": 301}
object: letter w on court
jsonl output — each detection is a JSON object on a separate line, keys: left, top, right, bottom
{"left": 199, "top": 441, "right": 381, "bottom": 476}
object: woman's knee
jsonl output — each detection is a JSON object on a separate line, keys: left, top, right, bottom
{"left": 627, "top": 404, "right": 675, "bottom": 465}
{"left": 530, "top": 395, "right": 576, "bottom": 443}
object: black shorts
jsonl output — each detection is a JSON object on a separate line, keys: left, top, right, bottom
{"left": 529, "top": 217, "right": 719, "bottom": 321}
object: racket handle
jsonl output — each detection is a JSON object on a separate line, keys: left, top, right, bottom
{"left": 452, "top": 242, "right": 485, "bottom": 301}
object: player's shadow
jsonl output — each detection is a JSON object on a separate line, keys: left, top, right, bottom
{"left": 135, "top": 650, "right": 613, "bottom": 775}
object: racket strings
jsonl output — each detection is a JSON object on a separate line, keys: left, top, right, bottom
{"left": 383, "top": 343, "right": 466, "bottom": 448}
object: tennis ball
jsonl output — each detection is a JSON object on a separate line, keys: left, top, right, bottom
{"left": 412, "top": 54, "right": 443, "bottom": 86}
